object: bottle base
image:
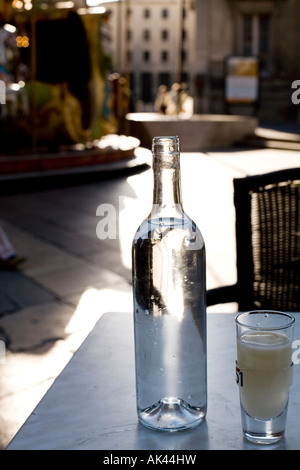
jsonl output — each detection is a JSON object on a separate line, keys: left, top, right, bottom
{"left": 138, "top": 397, "right": 206, "bottom": 432}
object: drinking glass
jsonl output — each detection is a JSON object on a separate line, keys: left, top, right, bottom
{"left": 235, "top": 310, "right": 295, "bottom": 444}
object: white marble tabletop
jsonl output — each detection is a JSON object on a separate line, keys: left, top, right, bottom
{"left": 7, "top": 312, "right": 300, "bottom": 450}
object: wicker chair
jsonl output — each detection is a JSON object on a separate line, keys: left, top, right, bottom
{"left": 207, "top": 167, "right": 300, "bottom": 312}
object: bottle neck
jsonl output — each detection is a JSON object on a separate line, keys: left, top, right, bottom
{"left": 151, "top": 137, "right": 183, "bottom": 216}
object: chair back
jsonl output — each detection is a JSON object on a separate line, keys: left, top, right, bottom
{"left": 234, "top": 167, "right": 300, "bottom": 311}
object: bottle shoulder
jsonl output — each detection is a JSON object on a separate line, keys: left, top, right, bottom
{"left": 133, "top": 214, "right": 205, "bottom": 249}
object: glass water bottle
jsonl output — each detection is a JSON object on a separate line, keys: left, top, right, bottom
{"left": 132, "top": 136, "right": 207, "bottom": 432}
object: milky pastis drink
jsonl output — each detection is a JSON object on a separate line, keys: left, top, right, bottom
{"left": 235, "top": 311, "right": 295, "bottom": 445}
{"left": 237, "top": 330, "right": 292, "bottom": 420}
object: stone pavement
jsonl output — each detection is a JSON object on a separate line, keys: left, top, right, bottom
{"left": 0, "top": 141, "right": 299, "bottom": 449}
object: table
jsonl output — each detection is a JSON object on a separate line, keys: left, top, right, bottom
{"left": 7, "top": 312, "right": 300, "bottom": 450}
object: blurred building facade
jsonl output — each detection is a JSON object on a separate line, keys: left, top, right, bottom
{"left": 194, "top": 0, "right": 300, "bottom": 121}
{"left": 1, "top": 0, "right": 299, "bottom": 140}
{"left": 106, "top": 0, "right": 300, "bottom": 122}
{"left": 105, "top": 0, "right": 196, "bottom": 112}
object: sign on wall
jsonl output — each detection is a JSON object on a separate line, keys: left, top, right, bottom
{"left": 225, "top": 56, "right": 259, "bottom": 104}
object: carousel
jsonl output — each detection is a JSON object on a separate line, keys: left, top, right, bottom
{"left": 0, "top": 0, "right": 146, "bottom": 176}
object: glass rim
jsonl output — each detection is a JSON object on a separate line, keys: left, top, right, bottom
{"left": 235, "top": 310, "right": 295, "bottom": 330}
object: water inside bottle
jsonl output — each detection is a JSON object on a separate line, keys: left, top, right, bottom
{"left": 133, "top": 216, "right": 207, "bottom": 431}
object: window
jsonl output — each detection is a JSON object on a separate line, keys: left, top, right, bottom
{"left": 141, "top": 72, "right": 152, "bottom": 102}
{"left": 143, "top": 51, "right": 151, "bottom": 62}
{"left": 143, "top": 29, "right": 150, "bottom": 41}
{"left": 181, "top": 72, "right": 189, "bottom": 84}
{"left": 243, "top": 15, "right": 252, "bottom": 56}
{"left": 242, "top": 14, "right": 271, "bottom": 74}
{"left": 259, "top": 14, "right": 271, "bottom": 71}
{"left": 144, "top": 8, "right": 150, "bottom": 19}
{"left": 161, "top": 51, "right": 169, "bottom": 63}
{"left": 161, "top": 29, "right": 168, "bottom": 41}
{"left": 162, "top": 9, "right": 168, "bottom": 19}
{"left": 158, "top": 72, "right": 171, "bottom": 88}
